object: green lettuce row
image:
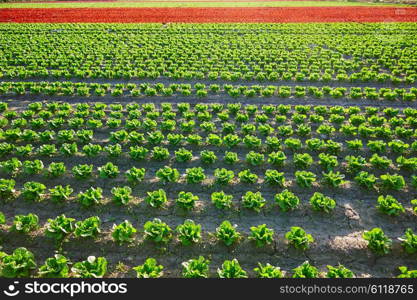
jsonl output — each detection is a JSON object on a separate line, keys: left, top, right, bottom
{"left": 1, "top": 81, "right": 417, "bottom": 101}
{"left": 1, "top": 247, "right": 416, "bottom": 278}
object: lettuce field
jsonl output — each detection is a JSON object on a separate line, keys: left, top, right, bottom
{"left": 0, "top": 2, "right": 417, "bottom": 279}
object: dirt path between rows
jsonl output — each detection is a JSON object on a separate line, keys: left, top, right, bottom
{"left": 2, "top": 91, "right": 417, "bottom": 109}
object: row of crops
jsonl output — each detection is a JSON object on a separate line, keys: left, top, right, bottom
{"left": 1, "top": 211, "right": 416, "bottom": 253}
{"left": 1, "top": 82, "right": 417, "bottom": 101}
{"left": 5, "top": 247, "right": 402, "bottom": 279}
{"left": 1, "top": 177, "right": 416, "bottom": 211}
{"left": 0, "top": 23, "right": 417, "bottom": 83}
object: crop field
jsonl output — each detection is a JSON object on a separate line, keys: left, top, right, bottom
{"left": 1, "top": 1, "right": 413, "bottom": 7}
{"left": 2, "top": 7, "right": 417, "bottom": 22}
{"left": 0, "top": 2, "right": 417, "bottom": 280}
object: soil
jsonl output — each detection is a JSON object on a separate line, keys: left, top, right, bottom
{"left": 2, "top": 91, "right": 417, "bottom": 109}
